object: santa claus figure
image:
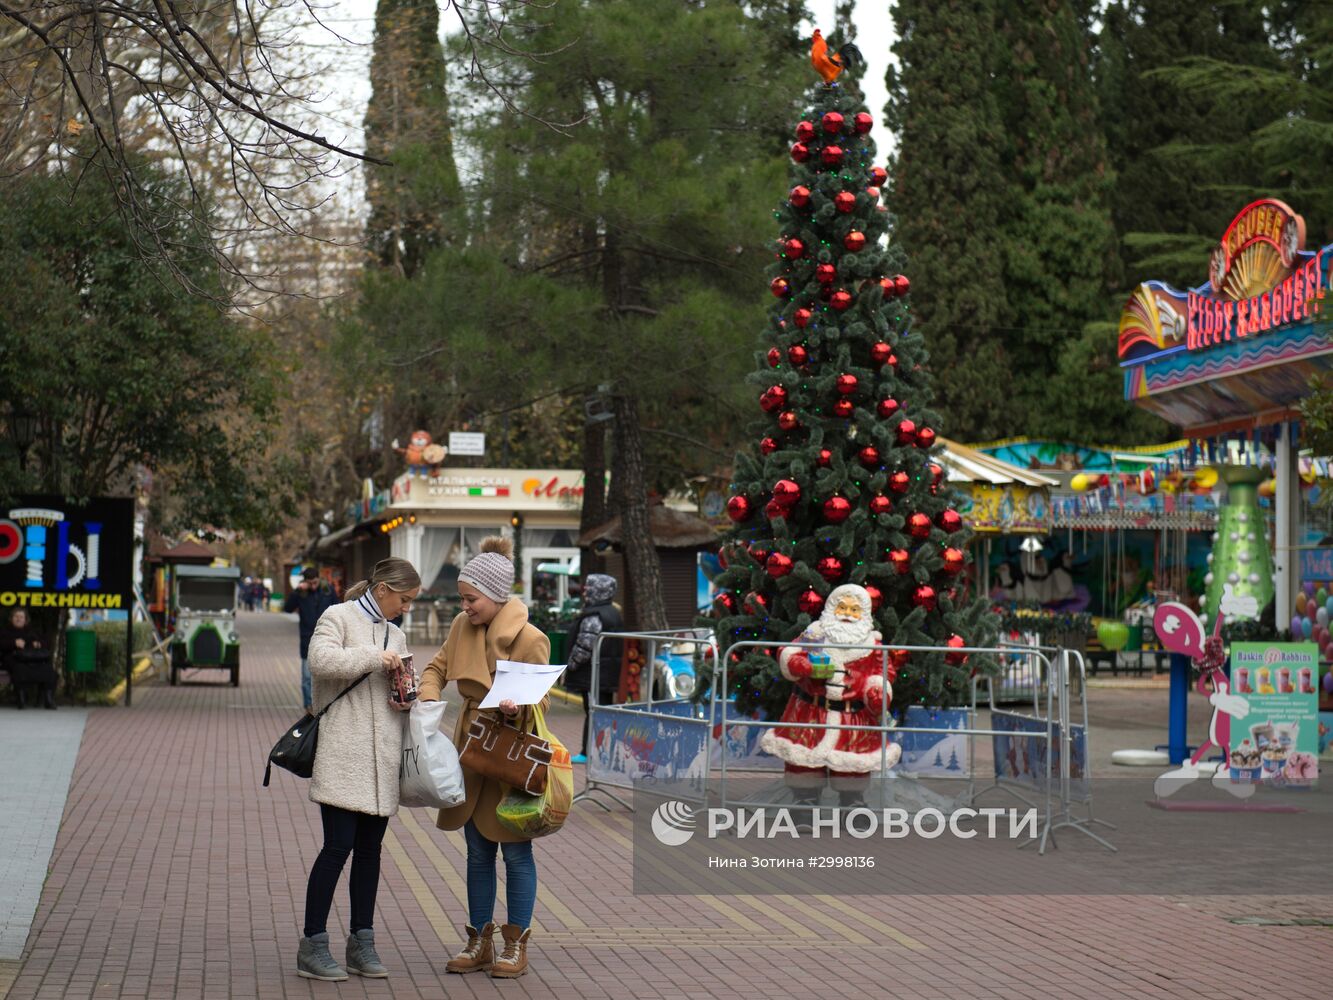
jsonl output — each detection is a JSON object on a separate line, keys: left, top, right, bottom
{"left": 759, "top": 583, "right": 901, "bottom": 808}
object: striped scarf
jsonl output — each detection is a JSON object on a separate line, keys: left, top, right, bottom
{"left": 355, "top": 591, "right": 386, "bottom": 624}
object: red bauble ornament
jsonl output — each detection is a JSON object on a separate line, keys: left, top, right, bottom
{"left": 888, "top": 549, "right": 911, "bottom": 574}
{"left": 836, "top": 373, "right": 859, "bottom": 395}
{"left": 816, "top": 448, "right": 833, "bottom": 468}
{"left": 830, "top": 398, "right": 854, "bottom": 418}
{"left": 915, "top": 426, "right": 937, "bottom": 450}
{"left": 864, "top": 583, "right": 883, "bottom": 611}
{"left": 764, "top": 498, "right": 787, "bottom": 521}
{"left": 766, "top": 347, "right": 781, "bottom": 368}
{"left": 772, "top": 479, "right": 802, "bottom": 506}
{"left": 858, "top": 446, "right": 880, "bottom": 468}
{"left": 823, "top": 496, "right": 852, "bottom": 523}
{"left": 749, "top": 544, "right": 770, "bottom": 565}
{"left": 766, "top": 552, "right": 794, "bottom": 578}
{"left": 713, "top": 591, "right": 736, "bottom": 614}
{"left": 889, "top": 470, "right": 911, "bottom": 494}
{"left": 789, "top": 185, "right": 811, "bottom": 208}
{"left": 778, "top": 410, "right": 800, "bottom": 431}
{"left": 787, "top": 345, "right": 809, "bottom": 366}
{"left": 821, "top": 111, "right": 845, "bottom": 134}
{"left": 937, "top": 509, "right": 963, "bottom": 533}
{"left": 908, "top": 512, "right": 932, "bottom": 538}
{"left": 798, "top": 589, "right": 825, "bottom": 615}
{"left": 891, "top": 648, "right": 911, "bottom": 670}
{"left": 912, "top": 584, "right": 937, "bottom": 612}
{"left": 793, "top": 307, "right": 813, "bottom": 328}
{"left": 782, "top": 238, "right": 806, "bottom": 259}
{"left": 759, "top": 385, "right": 787, "bottom": 412}
{"left": 877, "top": 397, "right": 901, "bottom": 419}
{"left": 834, "top": 191, "right": 856, "bottom": 213}
{"left": 945, "top": 634, "right": 968, "bottom": 665}
{"left": 843, "top": 230, "right": 867, "bottom": 252}
{"left": 816, "top": 556, "right": 844, "bottom": 583}
{"left": 894, "top": 274, "right": 911, "bottom": 296}
{"left": 866, "top": 186, "right": 881, "bottom": 201}
{"left": 896, "top": 419, "right": 917, "bottom": 445}
{"left": 853, "top": 112, "right": 874, "bottom": 134}
{"left": 869, "top": 165, "right": 888, "bottom": 187}
{"left": 830, "top": 290, "right": 853, "bottom": 311}
{"left": 815, "top": 263, "right": 837, "bottom": 285}
{"left": 759, "top": 437, "right": 778, "bottom": 456}
{"left": 821, "top": 145, "right": 844, "bottom": 168}
{"left": 726, "top": 495, "right": 752, "bottom": 522}
{"left": 942, "top": 548, "right": 965, "bottom": 575}
{"left": 887, "top": 353, "right": 899, "bottom": 370}
{"left": 790, "top": 142, "right": 811, "bottom": 163}
{"left": 795, "top": 120, "right": 816, "bottom": 142}
{"left": 869, "top": 494, "right": 892, "bottom": 516}
{"left": 770, "top": 277, "right": 790, "bottom": 298}
{"left": 930, "top": 463, "right": 945, "bottom": 486}
{"left": 870, "top": 342, "right": 893, "bottom": 366}
{"left": 880, "top": 276, "right": 896, "bottom": 299}
{"left": 743, "top": 591, "right": 769, "bottom": 616}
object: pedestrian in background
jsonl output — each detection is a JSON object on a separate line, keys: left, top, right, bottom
{"left": 419, "top": 536, "right": 550, "bottom": 979}
{"left": 562, "top": 573, "right": 623, "bottom": 764}
{"left": 0, "top": 609, "right": 57, "bottom": 710}
{"left": 284, "top": 567, "right": 337, "bottom": 715}
{"left": 296, "top": 557, "right": 420, "bottom": 982}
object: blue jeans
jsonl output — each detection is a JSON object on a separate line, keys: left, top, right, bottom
{"left": 462, "top": 820, "right": 536, "bottom": 930}
{"left": 300, "top": 656, "right": 312, "bottom": 709}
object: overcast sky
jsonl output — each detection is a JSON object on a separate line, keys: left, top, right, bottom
{"left": 304, "top": 0, "right": 897, "bottom": 212}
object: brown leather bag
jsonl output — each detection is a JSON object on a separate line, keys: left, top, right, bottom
{"left": 459, "top": 710, "right": 551, "bottom": 795}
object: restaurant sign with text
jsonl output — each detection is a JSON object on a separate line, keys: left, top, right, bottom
{"left": 391, "top": 470, "right": 590, "bottom": 510}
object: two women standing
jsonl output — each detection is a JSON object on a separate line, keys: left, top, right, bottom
{"left": 296, "top": 537, "right": 550, "bottom": 982}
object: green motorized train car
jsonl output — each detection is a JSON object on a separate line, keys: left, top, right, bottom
{"left": 169, "top": 565, "right": 241, "bottom": 686}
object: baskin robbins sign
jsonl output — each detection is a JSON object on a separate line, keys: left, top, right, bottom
{"left": 1117, "top": 199, "right": 1332, "bottom": 430}
{"left": 0, "top": 496, "right": 134, "bottom": 610}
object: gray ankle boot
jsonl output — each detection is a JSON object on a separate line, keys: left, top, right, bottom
{"left": 297, "top": 932, "right": 348, "bottom": 981}
{"left": 346, "top": 928, "right": 388, "bottom": 978}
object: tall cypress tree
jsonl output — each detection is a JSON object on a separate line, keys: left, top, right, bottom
{"left": 994, "top": 0, "right": 1119, "bottom": 432}
{"left": 363, "top": 0, "right": 462, "bottom": 278}
{"left": 884, "top": 1, "right": 1015, "bottom": 441}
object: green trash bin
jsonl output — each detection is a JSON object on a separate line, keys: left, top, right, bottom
{"left": 547, "top": 630, "right": 569, "bottom": 667}
{"left": 66, "top": 629, "right": 97, "bottom": 674}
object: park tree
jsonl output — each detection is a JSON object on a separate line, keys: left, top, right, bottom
{"left": 885, "top": 0, "right": 1014, "bottom": 441}
{"left": 0, "top": 167, "right": 288, "bottom": 534}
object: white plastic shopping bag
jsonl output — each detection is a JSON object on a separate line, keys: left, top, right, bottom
{"left": 399, "top": 700, "right": 465, "bottom": 808}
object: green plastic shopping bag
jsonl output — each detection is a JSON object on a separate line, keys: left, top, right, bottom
{"left": 495, "top": 706, "right": 573, "bottom": 838}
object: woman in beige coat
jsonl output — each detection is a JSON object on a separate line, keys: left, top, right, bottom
{"left": 297, "top": 558, "right": 420, "bottom": 983}
{"left": 419, "top": 537, "right": 550, "bottom": 979}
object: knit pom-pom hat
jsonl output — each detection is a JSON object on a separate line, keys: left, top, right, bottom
{"left": 458, "top": 536, "right": 515, "bottom": 602}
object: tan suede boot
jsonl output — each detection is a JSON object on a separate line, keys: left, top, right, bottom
{"left": 488, "top": 924, "right": 531, "bottom": 978}
{"left": 445, "top": 922, "right": 495, "bottom": 974}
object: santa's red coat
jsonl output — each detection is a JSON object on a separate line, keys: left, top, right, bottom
{"left": 759, "top": 644, "right": 901, "bottom": 772}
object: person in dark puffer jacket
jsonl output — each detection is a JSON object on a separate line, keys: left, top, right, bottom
{"left": 562, "top": 573, "right": 623, "bottom": 764}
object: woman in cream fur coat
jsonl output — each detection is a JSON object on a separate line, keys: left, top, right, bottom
{"left": 296, "top": 557, "right": 420, "bottom": 984}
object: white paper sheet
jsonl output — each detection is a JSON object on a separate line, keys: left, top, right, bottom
{"left": 477, "top": 659, "right": 567, "bottom": 708}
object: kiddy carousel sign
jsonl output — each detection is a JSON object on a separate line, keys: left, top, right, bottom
{"left": 1117, "top": 199, "right": 1333, "bottom": 430}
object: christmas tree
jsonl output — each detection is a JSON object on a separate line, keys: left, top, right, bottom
{"left": 704, "top": 38, "right": 998, "bottom": 720}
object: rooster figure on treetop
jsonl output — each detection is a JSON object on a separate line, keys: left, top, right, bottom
{"left": 810, "top": 28, "right": 862, "bottom": 85}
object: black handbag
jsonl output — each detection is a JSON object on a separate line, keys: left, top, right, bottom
{"left": 263, "top": 625, "right": 386, "bottom": 786}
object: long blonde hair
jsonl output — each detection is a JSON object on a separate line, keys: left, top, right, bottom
{"left": 345, "top": 557, "right": 421, "bottom": 602}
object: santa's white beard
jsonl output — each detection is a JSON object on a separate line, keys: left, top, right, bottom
{"left": 819, "top": 616, "right": 875, "bottom": 663}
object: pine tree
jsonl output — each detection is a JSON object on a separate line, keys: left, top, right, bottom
{"left": 708, "top": 74, "right": 999, "bottom": 720}
{"left": 884, "top": 1, "right": 1015, "bottom": 441}
{"left": 993, "top": 0, "right": 1120, "bottom": 431}
{"left": 363, "top": 0, "right": 462, "bottom": 278}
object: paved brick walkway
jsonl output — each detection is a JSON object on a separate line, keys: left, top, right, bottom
{"left": 2, "top": 611, "right": 1329, "bottom": 999}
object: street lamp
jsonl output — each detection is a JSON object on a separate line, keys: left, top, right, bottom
{"left": 10, "top": 407, "right": 38, "bottom": 471}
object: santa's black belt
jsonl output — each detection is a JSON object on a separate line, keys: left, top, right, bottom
{"left": 792, "top": 687, "right": 865, "bottom": 713}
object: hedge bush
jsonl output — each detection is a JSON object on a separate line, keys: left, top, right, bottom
{"left": 82, "top": 621, "right": 155, "bottom": 694}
